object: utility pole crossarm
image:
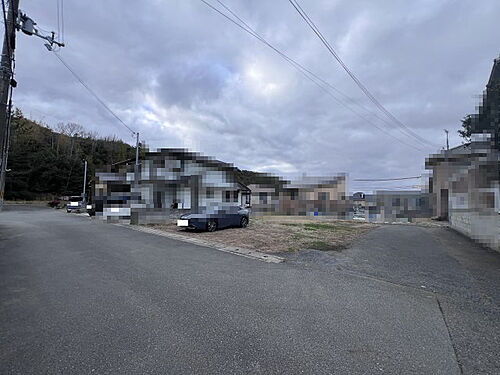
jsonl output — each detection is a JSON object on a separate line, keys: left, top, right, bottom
{"left": 17, "top": 10, "right": 65, "bottom": 50}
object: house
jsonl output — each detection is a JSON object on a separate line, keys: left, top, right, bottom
{"left": 247, "top": 183, "right": 281, "bottom": 214}
{"left": 425, "top": 56, "right": 500, "bottom": 251}
{"left": 364, "top": 190, "right": 432, "bottom": 223}
{"left": 426, "top": 137, "right": 499, "bottom": 250}
{"left": 94, "top": 149, "right": 251, "bottom": 224}
{"left": 244, "top": 173, "right": 350, "bottom": 217}
{"left": 278, "top": 175, "right": 349, "bottom": 217}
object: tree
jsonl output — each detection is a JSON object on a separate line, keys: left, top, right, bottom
{"left": 457, "top": 115, "right": 473, "bottom": 143}
{"left": 5, "top": 109, "right": 137, "bottom": 200}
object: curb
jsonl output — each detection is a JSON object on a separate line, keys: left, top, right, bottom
{"left": 116, "top": 224, "right": 285, "bottom": 264}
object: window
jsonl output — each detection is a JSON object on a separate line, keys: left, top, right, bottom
{"left": 318, "top": 192, "right": 330, "bottom": 201}
{"left": 224, "top": 191, "right": 231, "bottom": 202}
{"left": 110, "top": 184, "right": 130, "bottom": 193}
{"left": 416, "top": 197, "right": 425, "bottom": 207}
{"left": 206, "top": 188, "right": 214, "bottom": 199}
{"left": 259, "top": 192, "right": 268, "bottom": 204}
{"left": 233, "top": 191, "right": 239, "bottom": 203}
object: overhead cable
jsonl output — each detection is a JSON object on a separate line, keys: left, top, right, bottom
{"left": 288, "top": 0, "right": 440, "bottom": 148}
{"left": 201, "top": 0, "right": 425, "bottom": 151}
{"left": 51, "top": 50, "right": 136, "bottom": 135}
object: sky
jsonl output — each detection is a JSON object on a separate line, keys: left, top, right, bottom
{"left": 12, "top": 0, "right": 500, "bottom": 192}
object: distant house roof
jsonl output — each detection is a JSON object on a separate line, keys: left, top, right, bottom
{"left": 424, "top": 141, "right": 495, "bottom": 167}
{"left": 100, "top": 148, "right": 250, "bottom": 190}
{"left": 108, "top": 148, "right": 236, "bottom": 170}
{"left": 446, "top": 143, "right": 471, "bottom": 154}
{"left": 146, "top": 148, "right": 236, "bottom": 171}
{"left": 284, "top": 175, "right": 346, "bottom": 190}
{"left": 425, "top": 143, "right": 470, "bottom": 166}
{"left": 374, "top": 190, "right": 423, "bottom": 196}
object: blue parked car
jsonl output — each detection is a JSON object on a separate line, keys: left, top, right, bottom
{"left": 177, "top": 205, "right": 249, "bottom": 232}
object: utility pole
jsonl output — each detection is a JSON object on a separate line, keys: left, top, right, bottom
{"left": 135, "top": 132, "right": 140, "bottom": 165}
{"left": 0, "top": 3, "right": 63, "bottom": 209}
{"left": 0, "top": 0, "right": 19, "bottom": 209}
{"left": 130, "top": 132, "right": 140, "bottom": 224}
{"left": 82, "top": 159, "right": 87, "bottom": 202}
{"left": 444, "top": 129, "right": 449, "bottom": 150}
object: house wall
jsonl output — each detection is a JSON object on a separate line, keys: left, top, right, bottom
{"left": 278, "top": 181, "right": 348, "bottom": 217}
{"left": 364, "top": 192, "right": 432, "bottom": 223}
{"left": 247, "top": 184, "right": 279, "bottom": 215}
{"left": 450, "top": 210, "right": 499, "bottom": 251}
{"left": 429, "top": 146, "right": 500, "bottom": 252}
{"left": 448, "top": 172, "right": 499, "bottom": 251}
{"left": 94, "top": 154, "right": 246, "bottom": 224}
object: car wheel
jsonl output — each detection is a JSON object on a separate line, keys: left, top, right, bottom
{"left": 240, "top": 216, "right": 249, "bottom": 228}
{"left": 207, "top": 220, "right": 217, "bottom": 232}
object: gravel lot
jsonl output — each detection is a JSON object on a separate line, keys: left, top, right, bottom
{"left": 148, "top": 216, "right": 377, "bottom": 253}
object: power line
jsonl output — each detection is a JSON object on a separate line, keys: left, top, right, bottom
{"left": 200, "top": 0, "right": 424, "bottom": 151}
{"left": 287, "top": 0, "right": 440, "bottom": 148}
{"left": 51, "top": 50, "right": 136, "bottom": 135}
{"left": 353, "top": 176, "right": 422, "bottom": 181}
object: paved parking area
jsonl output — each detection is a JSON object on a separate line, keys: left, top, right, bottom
{"left": 0, "top": 205, "right": 466, "bottom": 374}
{"left": 285, "top": 224, "right": 500, "bottom": 374}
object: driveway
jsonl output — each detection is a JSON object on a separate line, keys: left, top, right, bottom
{"left": 286, "top": 224, "right": 500, "bottom": 374}
{"left": 0, "top": 205, "right": 495, "bottom": 373}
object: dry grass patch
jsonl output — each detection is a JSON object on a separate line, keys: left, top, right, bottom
{"left": 148, "top": 216, "right": 376, "bottom": 254}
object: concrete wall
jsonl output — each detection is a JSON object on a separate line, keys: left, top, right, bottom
{"left": 450, "top": 210, "right": 500, "bottom": 251}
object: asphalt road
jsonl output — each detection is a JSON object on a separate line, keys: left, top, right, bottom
{"left": 286, "top": 223, "right": 500, "bottom": 374}
{"left": 0, "top": 205, "right": 494, "bottom": 374}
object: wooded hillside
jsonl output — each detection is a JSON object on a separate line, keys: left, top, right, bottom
{"left": 6, "top": 109, "right": 137, "bottom": 200}
{"left": 5, "top": 109, "right": 285, "bottom": 201}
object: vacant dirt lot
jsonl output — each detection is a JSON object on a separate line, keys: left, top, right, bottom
{"left": 149, "top": 216, "right": 377, "bottom": 253}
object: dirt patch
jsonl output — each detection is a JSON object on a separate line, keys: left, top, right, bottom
{"left": 147, "top": 216, "right": 376, "bottom": 254}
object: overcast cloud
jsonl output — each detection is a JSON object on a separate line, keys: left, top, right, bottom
{"left": 13, "top": 0, "right": 500, "bottom": 191}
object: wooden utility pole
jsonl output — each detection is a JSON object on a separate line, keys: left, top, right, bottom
{"left": 0, "top": 0, "right": 19, "bottom": 208}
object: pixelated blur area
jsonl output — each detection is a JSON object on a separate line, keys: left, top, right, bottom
{"left": 93, "top": 148, "right": 349, "bottom": 222}
{"left": 94, "top": 149, "right": 250, "bottom": 225}
{"left": 425, "top": 131, "right": 499, "bottom": 250}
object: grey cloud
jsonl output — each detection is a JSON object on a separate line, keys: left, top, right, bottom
{"left": 155, "top": 60, "right": 232, "bottom": 107}
{"left": 12, "top": 0, "right": 500, "bottom": 191}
